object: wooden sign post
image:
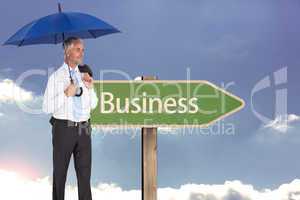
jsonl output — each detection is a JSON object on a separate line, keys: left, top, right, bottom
{"left": 141, "top": 75, "right": 158, "bottom": 200}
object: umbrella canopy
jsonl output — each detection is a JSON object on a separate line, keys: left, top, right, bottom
{"left": 3, "top": 3, "right": 121, "bottom": 46}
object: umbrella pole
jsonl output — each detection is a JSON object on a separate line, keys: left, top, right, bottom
{"left": 68, "top": 67, "right": 74, "bottom": 84}
{"left": 61, "top": 31, "right": 73, "bottom": 83}
{"left": 58, "top": 3, "right": 62, "bottom": 13}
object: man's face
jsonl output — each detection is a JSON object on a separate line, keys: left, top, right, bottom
{"left": 66, "top": 40, "right": 84, "bottom": 65}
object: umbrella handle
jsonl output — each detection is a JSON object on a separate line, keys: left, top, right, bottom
{"left": 69, "top": 77, "right": 82, "bottom": 96}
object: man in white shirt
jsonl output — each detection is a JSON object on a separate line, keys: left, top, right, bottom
{"left": 42, "top": 36, "right": 98, "bottom": 200}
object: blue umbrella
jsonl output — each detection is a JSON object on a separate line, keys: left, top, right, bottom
{"left": 3, "top": 3, "right": 121, "bottom": 91}
{"left": 3, "top": 3, "right": 121, "bottom": 46}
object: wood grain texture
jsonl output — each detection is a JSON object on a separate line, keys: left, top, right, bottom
{"left": 142, "top": 75, "right": 158, "bottom": 200}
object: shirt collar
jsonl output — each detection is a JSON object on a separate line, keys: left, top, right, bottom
{"left": 62, "top": 61, "right": 79, "bottom": 73}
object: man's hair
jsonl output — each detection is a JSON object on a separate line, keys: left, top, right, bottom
{"left": 62, "top": 36, "right": 82, "bottom": 51}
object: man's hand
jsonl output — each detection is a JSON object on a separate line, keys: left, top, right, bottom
{"left": 64, "top": 83, "right": 77, "bottom": 97}
{"left": 82, "top": 73, "right": 94, "bottom": 89}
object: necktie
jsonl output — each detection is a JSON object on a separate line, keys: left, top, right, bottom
{"left": 70, "top": 69, "right": 83, "bottom": 122}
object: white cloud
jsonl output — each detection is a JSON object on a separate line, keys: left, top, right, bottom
{"left": 0, "top": 169, "right": 300, "bottom": 200}
{"left": 263, "top": 114, "right": 300, "bottom": 133}
{"left": 134, "top": 76, "right": 142, "bottom": 80}
{"left": 0, "top": 79, "right": 34, "bottom": 103}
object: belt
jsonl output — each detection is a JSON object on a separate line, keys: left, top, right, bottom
{"left": 49, "top": 116, "right": 90, "bottom": 127}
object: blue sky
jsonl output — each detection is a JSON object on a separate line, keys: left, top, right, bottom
{"left": 0, "top": 0, "right": 300, "bottom": 199}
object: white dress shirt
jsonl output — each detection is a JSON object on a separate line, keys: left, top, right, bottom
{"left": 42, "top": 62, "right": 98, "bottom": 122}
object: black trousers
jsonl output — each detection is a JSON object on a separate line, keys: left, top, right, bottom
{"left": 51, "top": 117, "right": 92, "bottom": 200}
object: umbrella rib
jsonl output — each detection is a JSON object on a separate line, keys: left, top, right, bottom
{"left": 54, "top": 34, "right": 57, "bottom": 44}
{"left": 18, "top": 39, "right": 25, "bottom": 47}
{"left": 88, "top": 30, "right": 96, "bottom": 38}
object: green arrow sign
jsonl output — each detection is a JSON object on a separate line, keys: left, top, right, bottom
{"left": 91, "top": 80, "right": 245, "bottom": 127}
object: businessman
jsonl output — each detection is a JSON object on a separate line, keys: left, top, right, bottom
{"left": 42, "top": 36, "right": 98, "bottom": 200}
